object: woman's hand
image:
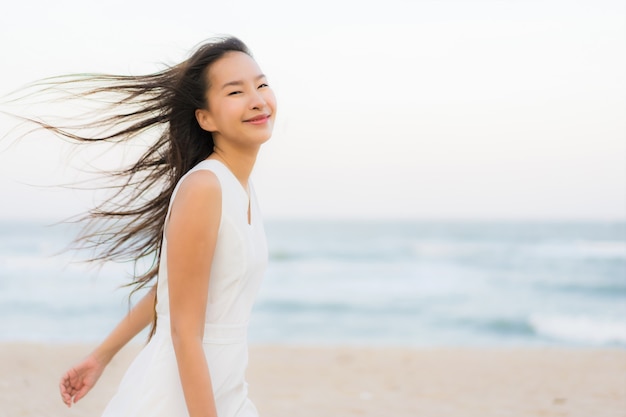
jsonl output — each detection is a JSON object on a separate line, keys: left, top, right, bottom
{"left": 59, "top": 354, "right": 106, "bottom": 407}
{"left": 58, "top": 286, "right": 157, "bottom": 407}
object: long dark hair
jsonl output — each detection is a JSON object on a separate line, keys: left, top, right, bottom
{"left": 5, "top": 36, "right": 251, "bottom": 309}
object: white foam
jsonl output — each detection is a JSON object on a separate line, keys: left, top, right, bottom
{"left": 529, "top": 314, "right": 626, "bottom": 345}
{"left": 534, "top": 240, "right": 626, "bottom": 259}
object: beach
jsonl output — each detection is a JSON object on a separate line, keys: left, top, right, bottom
{"left": 0, "top": 343, "right": 624, "bottom": 417}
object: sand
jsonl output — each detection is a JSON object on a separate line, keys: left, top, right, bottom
{"left": 0, "top": 343, "right": 624, "bottom": 417}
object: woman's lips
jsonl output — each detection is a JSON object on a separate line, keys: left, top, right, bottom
{"left": 244, "top": 114, "right": 270, "bottom": 125}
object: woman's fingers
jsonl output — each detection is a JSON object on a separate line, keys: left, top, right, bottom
{"left": 73, "top": 386, "right": 89, "bottom": 404}
{"left": 59, "top": 368, "right": 83, "bottom": 407}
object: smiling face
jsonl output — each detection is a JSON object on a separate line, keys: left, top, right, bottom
{"left": 195, "top": 51, "right": 277, "bottom": 150}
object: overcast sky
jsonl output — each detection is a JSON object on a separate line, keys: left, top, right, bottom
{"left": 0, "top": 0, "right": 624, "bottom": 221}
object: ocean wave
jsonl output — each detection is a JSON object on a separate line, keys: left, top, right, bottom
{"left": 254, "top": 299, "right": 422, "bottom": 316}
{"left": 532, "top": 240, "right": 626, "bottom": 260}
{"left": 267, "top": 249, "right": 412, "bottom": 262}
{"left": 529, "top": 314, "right": 626, "bottom": 345}
{"left": 535, "top": 282, "right": 626, "bottom": 297}
{"left": 411, "top": 239, "right": 626, "bottom": 262}
{"left": 411, "top": 240, "right": 506, "bottom": 260}
{"left": 476, "top": 317, "right": 536, "bottom": 336}
{"left": 445, "top": 314, "right": 626, "bottom": 346}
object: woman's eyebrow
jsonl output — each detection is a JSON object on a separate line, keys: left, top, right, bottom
{"left": 220, "top": 74, "right": 266, "bottom": 90}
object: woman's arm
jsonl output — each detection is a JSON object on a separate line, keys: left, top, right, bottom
{"left": 166, "top": 170, "right": 222, "bottom": 417}
{"left": 60, "top": 285, "right": 156, "bottom": 406}
{"left": 93, "top": 285, "right": 157, "bottom": 364}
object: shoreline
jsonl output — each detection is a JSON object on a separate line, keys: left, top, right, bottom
{"left": 0, "top": 343, "right": 624, "bottom": 416}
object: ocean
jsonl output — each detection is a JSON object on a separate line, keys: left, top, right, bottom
{"left": 0, "top": 220, "right": 624, "bottom": 348}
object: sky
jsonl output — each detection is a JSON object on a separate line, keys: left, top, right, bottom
{"left": 0, "top": 0, "right": 624, "bottom": 221}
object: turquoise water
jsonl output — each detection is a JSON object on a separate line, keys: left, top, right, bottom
{"left": 0, "top": 220, "right": 624, "bottom": 347}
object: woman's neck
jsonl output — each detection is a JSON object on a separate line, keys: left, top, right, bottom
{"left": 208, "top": 145, "right": 258, "bottom": 190}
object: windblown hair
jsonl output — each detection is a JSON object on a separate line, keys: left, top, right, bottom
{"left": 9, "top": 36, "right": 251, "bottom": 309}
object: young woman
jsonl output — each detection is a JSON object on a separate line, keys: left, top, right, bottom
{"left": 48, "top": 36, "right": 276, "bottom": 417}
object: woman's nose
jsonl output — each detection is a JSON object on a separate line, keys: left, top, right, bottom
{"left": 249, "top": 90, "right": 267, "bottom": 110}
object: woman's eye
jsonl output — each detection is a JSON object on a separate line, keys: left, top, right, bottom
{"left": 258, "top": 83, "right": 269, "bottom": 89}
{"left": 228, "top": 91, "right": 242, "bottom": 96}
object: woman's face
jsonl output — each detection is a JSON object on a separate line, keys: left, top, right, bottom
{"left": 196, "top": 51, "right": 276, "bottom": 149}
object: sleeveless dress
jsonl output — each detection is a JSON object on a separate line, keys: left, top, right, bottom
{"left": 102, "top": 159, "right": 268, "bottom": 417}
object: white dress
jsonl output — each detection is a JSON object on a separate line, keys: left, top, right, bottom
{"left": 102, "top": 159, "right": 268, "bottom": 417}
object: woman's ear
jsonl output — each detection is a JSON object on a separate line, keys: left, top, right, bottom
{"left": 195, "top": 108, "right": 216, "bottom": 132}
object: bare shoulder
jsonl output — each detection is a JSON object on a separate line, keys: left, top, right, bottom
{"left": 176, "top": 169, "right": 221, "bottom": 199}
{"left": 168, "top": 170, "right": 222, "bottom": 229}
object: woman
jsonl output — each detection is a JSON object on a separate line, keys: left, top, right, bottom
{"left": 52, "top": 36, "right": 276, "bottom": 416}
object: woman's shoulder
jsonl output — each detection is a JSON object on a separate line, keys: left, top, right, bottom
{"left": 175, "top": 169, "right": 221, "bottom": 201}
{"left": 167, "top": 169, "right": 221, "bottom": 228}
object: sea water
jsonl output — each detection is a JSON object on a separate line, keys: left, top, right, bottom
{"left": 0, "top": 220, "right": 624, "bottom": 347}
